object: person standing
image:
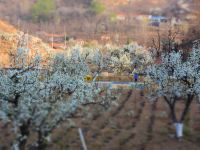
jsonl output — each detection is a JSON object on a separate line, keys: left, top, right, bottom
{"left": 134, "top": 72, "right": 138, "bottom": 82}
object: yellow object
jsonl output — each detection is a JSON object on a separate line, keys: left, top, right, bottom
{"left": 96, "top": 76, "right": 103, "bottom": 81}
{"left": 84, "top": 75, "right": 93, "bottom": 81}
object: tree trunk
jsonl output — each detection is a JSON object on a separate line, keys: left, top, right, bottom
{"left": 180, "top": 95, "right": 194, "bottom": 122}
{"left": 164, "top": 97, "right": 177, "bottom": 122}
{"left": 15, "top": 122, "right": 30, "bottom": 150}
{"left": 164, "top": 95, "right": 194, "bottom": 138}
{"left": 37, "top": 131, "right": 47, "bottom": 150}
{"left": 18, "top": 138, "right": 27, "bottom": 150}
{"left": 174, "top": 122, "right": 184, "bottom": 138}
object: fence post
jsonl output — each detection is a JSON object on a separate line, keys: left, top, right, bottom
{"left": 78, "top": 128, "right": 87, "bottom": 150}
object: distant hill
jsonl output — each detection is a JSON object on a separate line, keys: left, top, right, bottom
{"left": 0, "top": 0, "right": 198, "bottom": 41}
{"left": 0, "top": 20, "right": 56, "bottom": 67}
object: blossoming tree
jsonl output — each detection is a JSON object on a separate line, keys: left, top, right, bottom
{"left": 147, "top": 42, "right": 200, "bottom": 138}
{"left": 108, "top": 43, "right": 152, "bottom": 74}
{"left": 0, "top": 42, "right": 117, "bottom": 149}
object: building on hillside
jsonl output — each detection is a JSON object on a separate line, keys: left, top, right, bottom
{"left": 171, "top": 17, "right": 183, "bottom": 26}
{"left": 115, "top": 12, "right": 150, "bottom": 23}
{"left": 116, "top": 13, "right": 126, "bottom": 21}
{"left": 135, "top": 14, "right": 150, "bottom": 23}
{"left": 149, "top": 15, "right": 167, "bottom": 23}
{"left": 148, "top": 15, "right": 168, "bottom": 26}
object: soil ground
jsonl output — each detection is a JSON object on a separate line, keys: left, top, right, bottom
{"left": 0, "top": 90, "right": 200, "bottom": 150}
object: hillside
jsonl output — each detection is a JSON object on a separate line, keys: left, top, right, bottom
{"left": 100, "top": 0, "right": 173, "bottom": 12}
{"left": 0, "top": 20, "right": 55, "bottom": 67}
{"left": 0, "top": 0, "right": 198, "bottom": 45}
{"left": 0, "top": 0, "right": 180, "bottom": 34}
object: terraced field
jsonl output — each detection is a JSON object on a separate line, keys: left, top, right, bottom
{"left": 49, "top": 90, "right": 200, "bottom": 150}
{"left": 0, "top": 90, "right": 200, "bottom": 150}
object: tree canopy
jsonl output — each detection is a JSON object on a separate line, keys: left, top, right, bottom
{"left": 31, "top": 0, "right": 56, "bottom": 22}
{"left": 90, "top": 0, "right": 105, "bottom": 14}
